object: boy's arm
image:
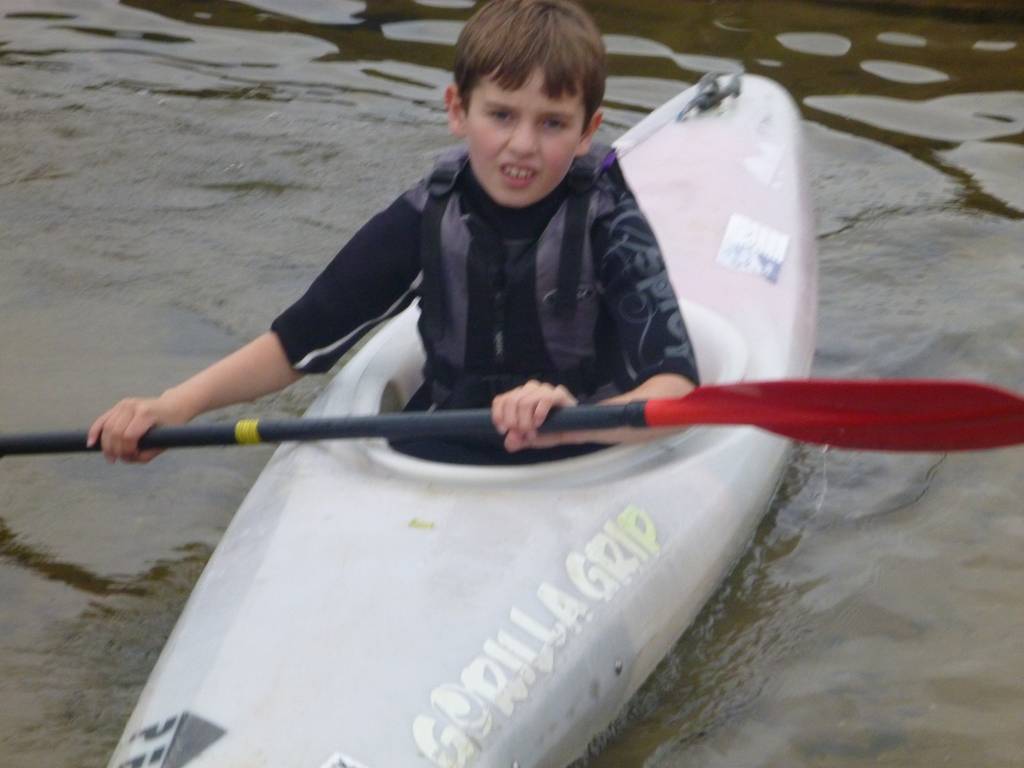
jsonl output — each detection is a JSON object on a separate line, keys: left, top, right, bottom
{"left": 88, "top": 331, "right": 301, "bottom": 463}
{"left": 89, "top": 192, "right": 423, "bottom": 464}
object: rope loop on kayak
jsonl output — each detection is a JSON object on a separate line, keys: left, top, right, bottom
{"left": 677, "top": 71, "right": 743, "bottom": 121}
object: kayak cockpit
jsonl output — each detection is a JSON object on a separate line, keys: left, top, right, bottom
{"left": 308, "top": 300, "right": 749, "bottom": 486}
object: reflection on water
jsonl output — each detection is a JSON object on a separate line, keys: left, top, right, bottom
{"left": 941, "top": 140, "right": 1024, "bottom": 211}
{"left": 602, "top": 34, "right": 743, "bottom": 75}
{"left": 381, "top": 18, "right": 462, "bottom": 46}
{"left": 805, "top": 91, "right": 1024, "bottom": 143}
{"left": 973, "top": 39, "right": 1017, "bottom": 51}
{"left": 605, "top": 75, "right": 692, "bottom": 112}
{"left": 3, "top": 544, "right": 214, "bottom": 768}
{"left": 414, "top": 0, "right": 475, "bottom": 9}
{"left": 877, "top": 31, "right": 928, "bottom": 47}
{"left": 0, "top": 519, "right": 146, "bottom": 597}
{"left": 241, "top": 0, "right": 364, "bottom": 26}
{"left": 776, "top": 31, "right": 852, "bottom": 56}
{"left": 1, "top": 1, "right": 1022, "bottom": 766}
{"left": 3, "top": 0, "right": 1019, "bottom": 210}
{"left": 859, "top": 59, "right": 949, "bottom": 84}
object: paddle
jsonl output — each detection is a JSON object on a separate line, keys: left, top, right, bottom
{"left": 1, "top": 379, "right": 1021, "bottom": 458}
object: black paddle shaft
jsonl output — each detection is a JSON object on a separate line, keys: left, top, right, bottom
{"left": 0, "top": 403, "right": 650, "bottom": 457}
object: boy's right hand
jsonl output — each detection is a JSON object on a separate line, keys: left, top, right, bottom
{"left": 87, "top": 394, "right": 191, "bottom": 464}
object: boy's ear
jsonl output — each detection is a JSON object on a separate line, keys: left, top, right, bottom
{"left": 445, "top": 84, "right": 468, "bottom": 138}
{"left": 575, "top": 109, "right": 604, "bottom": 156}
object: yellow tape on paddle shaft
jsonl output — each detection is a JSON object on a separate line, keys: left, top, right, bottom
{"left": 234, "top": 419, "right": 262, "bottom": 445}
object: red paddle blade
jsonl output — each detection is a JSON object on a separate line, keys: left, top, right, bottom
{"left": 644, "top": 380, "right": 1024, "bottom": 451}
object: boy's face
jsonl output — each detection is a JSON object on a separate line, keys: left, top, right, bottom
{"left": 445, "top": 70, "right": 602, "bottom": 208}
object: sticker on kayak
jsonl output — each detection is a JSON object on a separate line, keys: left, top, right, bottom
{"left": 114, "top": 711, "right": 225, "bottom": 768}
{"left": 717, "top": 213, "right": 789, "bottom": 283}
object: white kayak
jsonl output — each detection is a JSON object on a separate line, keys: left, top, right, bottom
{"left": 108, "top": 74, "right": 817, "bottom": 768}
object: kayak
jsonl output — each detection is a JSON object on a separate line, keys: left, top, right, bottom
{"left": 107, "top": 73, "right": 817, "bottom": 768}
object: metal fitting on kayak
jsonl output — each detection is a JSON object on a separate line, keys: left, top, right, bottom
{"left": 677, "top": 71, "right": 743, "bottom": 121}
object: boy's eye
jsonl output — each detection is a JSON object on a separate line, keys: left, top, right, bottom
{"left": 489, "top": 110, "right": 513, "bottom": 123}
{"left": 543, "top": 118, "right": 567, "bottom": 130}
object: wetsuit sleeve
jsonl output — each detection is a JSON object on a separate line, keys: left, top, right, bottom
{"left": 270, "top": 194, "right": 421, "bottom": 373}
{"left": 593, "top": 166, "right": 701, "bottom": 388}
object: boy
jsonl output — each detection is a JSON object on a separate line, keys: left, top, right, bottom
{"left": 89, "top": 0, "right": 698, "bottom": 465}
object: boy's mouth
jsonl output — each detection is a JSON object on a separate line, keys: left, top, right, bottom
{"left": 501, "top": 164, "right": 536, "bottom": 181}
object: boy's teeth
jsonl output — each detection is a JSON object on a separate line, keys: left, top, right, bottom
{"left": 503, "top": 166, "right": 533, "bottom": 179}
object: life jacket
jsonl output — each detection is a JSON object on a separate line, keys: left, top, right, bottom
{"left": 403, "top": 144, "right": 621, "bottom": 408}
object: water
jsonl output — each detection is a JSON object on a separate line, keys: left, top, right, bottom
{"left": 1, "top": 1, "right": 1022, "bottom": 766}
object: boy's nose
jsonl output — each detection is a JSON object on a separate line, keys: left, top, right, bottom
{"left": 508, "top": 122, "right": 538, "bottom": 154}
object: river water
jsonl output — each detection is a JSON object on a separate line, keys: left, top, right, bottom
{"left": 0, "top": 1, "right": 1021, "bottom": 766}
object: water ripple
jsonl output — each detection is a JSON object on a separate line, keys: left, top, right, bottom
{"left": 603, "top": 33, "right": 741, "bottom": 74}
{"left": 413, "top": 0, "right": 475, "bottom": 8}
{"left": 776, "top": 32, "right": 851, "bottom": 57}
{"left": 241, "top": 0, "right": 364, "bottom": 25}
{"left": 605, "top": 75, "right": 691, "bottom": 111}
{"left": 940, "top": 140, "right": 1024, "bottom": 214}
{"left": 973, "top": 40, "right": 1017, "bottom": 52}
{"left": 380, "top": 18, "right": 462, "bottom": 46}
{"left": 860, "top": 60, "right": 949, "bottom": 85}
{"left": 877, "top": 32, "right": 927, "bottom": 48}
{"left": 804, "top": 91, "right": 1024, "bottom": 142}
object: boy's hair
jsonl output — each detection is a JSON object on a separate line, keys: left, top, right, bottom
{"left": 454, "top": 0, "right": 606, "bottom": 126}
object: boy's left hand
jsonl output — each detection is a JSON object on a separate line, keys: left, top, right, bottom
{"left": 491, "top": 379, "right": 577, "bottom": 452}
